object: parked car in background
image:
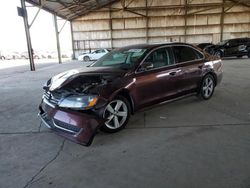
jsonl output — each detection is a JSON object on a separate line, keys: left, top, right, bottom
{"left": 22, "top": 51, "right": 56, "bottom": 59}
{"left": 46, "top": 51, "right": 58, "bottom": 59}
{"left": 0, "top": 51, "right": 21, "bottom": 60}
{"left": 78, "top": 49, "right": 110, "bottom": 61}
{"left": 0, "top": 51, "right": 4, "bottom": 60}
{"left": 34, "top": 51, "right": 47, "bottom": 59}
{"left": 39, "top": 42, "right": 223, "bottom": 146}
{"left": 197, "top": 43, "right": 213, "bottom": 50}
{"left": 204, "top": 37, "right": 250, "bottom": 58}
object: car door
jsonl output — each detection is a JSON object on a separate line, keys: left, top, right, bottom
{"left": 134, "top": 47, "right": 181, "bottom": 109}
{"left": 94, "top": 49, "right": 106, "bottom": 59}
{"left": 237, "top": 39, "right": 248, "bottom": 54}
{"left": 224, "top": 39, "right": 238, "bottom": 56}
{"left": 100, "top": 49, "right": 107, "bottom": 58}
{"left": 172, "top": 45, "right": 204, "bottom": 94}
{"left": 91, "top": 50, "right": 100, "bottom": 60}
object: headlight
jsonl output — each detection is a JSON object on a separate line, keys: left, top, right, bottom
{"left": 58, "top": 95, "right": 98, "bottom": 109}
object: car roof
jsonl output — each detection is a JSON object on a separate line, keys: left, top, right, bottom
{"left": 227, "top": 37, "right": 250, "bottom": 41}
{"left": 119, "top": 42, "right": 196, "bottom": 51}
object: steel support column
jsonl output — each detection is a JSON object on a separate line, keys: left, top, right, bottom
{"left": 145, "top": 0, "right": 149, "bottom": 43}
{"left": 53, "top": 14, "right": 62, "bottom": 64}
{"left": 70, "top": 22, "right": 75, "bottom": 59}
{"left": 220, "top": 0, "right": 225, "bottom": 41}
{"left": 184, "top": 0, "right": 188, "bottom": 43}
{"left": 20, "top": 0, "right": 35, "bottom": 71}
{"left": 109, "top": 6, "right": 113, "bottom": 49}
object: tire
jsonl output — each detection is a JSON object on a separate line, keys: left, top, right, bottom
{"left": 100, "top": 96, "right": 131, "bottom": 133}
{"left": 214, "top": 51, "right": 222, "bottom": 58}
{"left": 248, "top": 50, "right": 250, "bottom": 58}
{"left": 198, "top": 74, "right": 215, "bottom": 100}
{"left": 84, "top": 56, "right": 90, "bottom": 62}
{"left": 237, "top": 55, "right": 243, "bottom": 58}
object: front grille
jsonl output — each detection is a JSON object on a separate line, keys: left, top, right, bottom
{"left": 43, "top": 91, "right": 60, "bottom": 105}
{"left": 39, "top": 112, "right": 81, "bottom": 134}
{"left": 53, "top": 119, "right": 81, "bottom": 133}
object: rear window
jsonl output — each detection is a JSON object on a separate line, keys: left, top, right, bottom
{"left": 173, "top": 46, "right": 203, "bottom": 63}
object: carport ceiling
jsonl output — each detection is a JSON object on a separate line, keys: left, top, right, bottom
{"left": 26, "top": 0, "right": 250, "bottom": 21}
{"left": 25, "top": 0, "right": 119, "bottom": 20}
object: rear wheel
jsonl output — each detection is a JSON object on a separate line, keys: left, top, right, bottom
{"left": 248, "top": 50, "right": 250, "bottom": 58}
{"left": 199, "top": 74, "right": 215, "bottom": 100}
{"left": 101, "top": 96, "right": 131, "bottom": 133}
{"left": 84, "top": 56, "right": 90, "bottom": 61}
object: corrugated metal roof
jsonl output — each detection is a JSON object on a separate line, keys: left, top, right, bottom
{"left": 25, "top": 0, "right": 119, "bottom": 20}
{"left": 25, "top": 0, "right": 250, "bottom": 21}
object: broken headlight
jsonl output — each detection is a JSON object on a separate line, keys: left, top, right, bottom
{"left": 58, "top": 95, "right": 98, "bottom": 109}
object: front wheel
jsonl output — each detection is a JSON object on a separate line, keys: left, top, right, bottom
{"left": 100, "top": 96, "right": 131, "bottom": 133}
{"left": 199, "top": 74, "right": 215, "bottom": 100}
{"left": 84, "top": 56, "right": 90, "bottom": 61}
{"left": 214, "top": 51, "right": 222, "bottom": 58}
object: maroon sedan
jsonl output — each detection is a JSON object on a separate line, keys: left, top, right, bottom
{"left": 39, "top": 43, "right": 223, "bottom": 146}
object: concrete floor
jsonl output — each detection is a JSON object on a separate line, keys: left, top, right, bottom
{"left": 0, "top": 58, "right": 250, "bottom": 188}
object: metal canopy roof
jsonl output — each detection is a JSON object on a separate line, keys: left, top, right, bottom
{"left": 26, "top": 0, "right": 250, "bottom": 21}
{"left": 25, "top": 0, "right": 119, "bottom": 20}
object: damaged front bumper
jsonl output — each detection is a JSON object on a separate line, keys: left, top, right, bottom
{"left": 38, "top": 98, "right": 104, "bottom": 146}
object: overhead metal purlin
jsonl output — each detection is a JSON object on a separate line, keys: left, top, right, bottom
{"left": 21, "top": 0, "right": 35, "bottom": 71}
{"left": 25, "top": 0, "right": 120, "bottom": 21}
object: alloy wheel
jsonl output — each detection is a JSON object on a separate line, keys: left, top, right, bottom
{"left": 202, "top": 76, "right": 214, "bottom": 98}
{"left": 103, "top": 100, "right": 128, "bottom": 130}
{"left": 84, "top": 56, "right": 90, "bottom": 61}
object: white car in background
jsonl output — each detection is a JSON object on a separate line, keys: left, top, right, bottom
{"left": 78, "top": 49, "right": 110, "bottom": 61}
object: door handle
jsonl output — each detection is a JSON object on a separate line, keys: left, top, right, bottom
{"left": 169, "top": 71, "right": 177, "bottom": 76}
{"left": 169, "top": 69, "right": 181, "bottom": 76}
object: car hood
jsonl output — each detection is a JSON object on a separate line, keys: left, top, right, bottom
{"left": 46, "top": 66, "right": 127, "bottom": 92}
{"left": 209, "top": 44, "right": 222, "bottom": 49}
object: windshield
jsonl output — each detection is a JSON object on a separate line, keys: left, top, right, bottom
{"left": 217, "top": 40, "right": 229, "bottom": 46}
{"left": 91, "top": 48, "right": 147, "bottom": 69}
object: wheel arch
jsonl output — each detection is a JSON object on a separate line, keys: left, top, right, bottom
{"left": 202, "top": 71, "right": 217, "bottom": 86}
{"left": 214, "top": 49, "right": 223, "bottom": 57}
{"left": 114, "top": 89, "right": 135, "bottom": 115}
{"left": 83, "top": 55, "right": 91, "bottom": 61}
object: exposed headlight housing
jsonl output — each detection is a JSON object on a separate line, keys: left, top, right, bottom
{"left": 58, "top": 95, "right": 98, "bottom": 109}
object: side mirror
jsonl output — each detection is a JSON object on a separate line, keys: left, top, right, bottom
{"left": 138, "top": 62, "right": 154, "bottom": 72}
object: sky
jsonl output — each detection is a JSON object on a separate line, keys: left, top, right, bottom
{"left": 0, "top": 0, "right": 72, "bottom": 53}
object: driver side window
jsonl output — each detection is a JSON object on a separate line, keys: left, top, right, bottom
{"left": 94, "top": 50, "right": 102, "bottom": 54}
{"left": 143, "top": 47, "right": 174, "bottom": 70}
